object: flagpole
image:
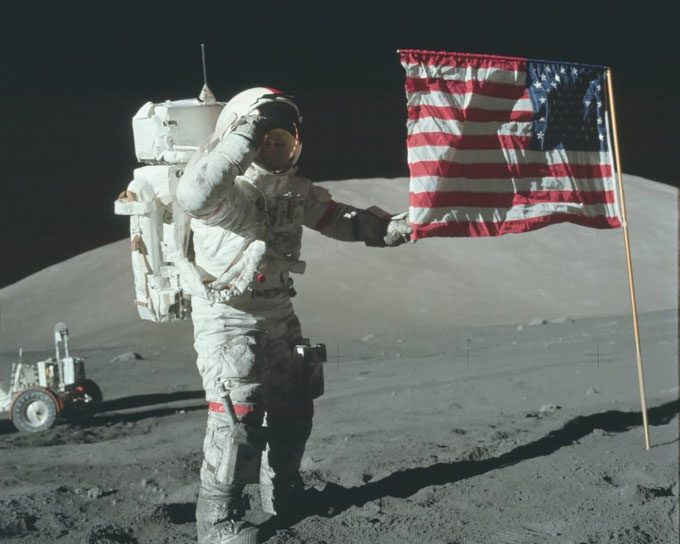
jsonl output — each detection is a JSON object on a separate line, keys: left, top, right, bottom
{"left": 605, "top": 68, "right": 651, "bottom": 450}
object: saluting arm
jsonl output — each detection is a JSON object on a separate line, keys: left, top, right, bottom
{"left": 176, "top": 116, "right": 270, "bottom": 221}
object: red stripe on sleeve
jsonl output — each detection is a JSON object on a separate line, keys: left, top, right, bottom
{"left": 314, "top": 200, "right": 339, "bottom": 231}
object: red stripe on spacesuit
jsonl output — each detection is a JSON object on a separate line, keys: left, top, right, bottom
{"left": 208, "top": 401, "right": 261, "bottom": 417}
{"left": 208, "top": 402, "right": 313, "bottom": 417}
{"left": 314, "top": 200, "right": 338, "bottom": 231}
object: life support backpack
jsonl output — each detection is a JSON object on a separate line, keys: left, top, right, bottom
{"left": 114, "top": 91, "right": 224, "bottom": 322}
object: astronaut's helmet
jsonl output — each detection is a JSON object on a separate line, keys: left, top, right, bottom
{"left": 216, "top": 87, "right": 302, "bottom": 172}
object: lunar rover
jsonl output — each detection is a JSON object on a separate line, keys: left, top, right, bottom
{"left": 0, "top": 323, "right": 102, "bottom": 432}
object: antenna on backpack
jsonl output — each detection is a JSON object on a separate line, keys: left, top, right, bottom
{"left": 199, "top": 43, "right": 216, "bottom": 104}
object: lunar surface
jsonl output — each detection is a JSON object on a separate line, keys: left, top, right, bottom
{"left": 0, "top": 175, "right": 677, "bottom": 543}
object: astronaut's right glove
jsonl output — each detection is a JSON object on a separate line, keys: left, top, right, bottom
{"left": 177, "top": 115, "right": 270, "bottom": 219}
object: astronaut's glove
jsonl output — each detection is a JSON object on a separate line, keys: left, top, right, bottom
{"left": 207, "top": 240, "right": 267, "bottom": 301}
{"left": 219, "top": 114, "right": 274, "bottom": 148}
{"left": 219, "top": 103, "right": 299, "bottom": 146}
{"left": 384, "top": 212, "right": 413, "bottom": 247}
{"left": 355, "top": 207, "right": 413, "bottom": 247}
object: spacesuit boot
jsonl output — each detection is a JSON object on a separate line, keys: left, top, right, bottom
{"left": 196, "top": 409, "right": 265, "bottom": 544}
{"left": 196, "top": 483, "right": 258, "bottom": 544}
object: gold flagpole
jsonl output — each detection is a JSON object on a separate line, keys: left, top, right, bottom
{"left": 605, "top": 68, "right": 651, "bottom": 450}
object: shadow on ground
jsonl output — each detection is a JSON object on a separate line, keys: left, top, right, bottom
{"left": 258, "top": 399, "right": 679, "bottom": 538}
{"left": 98, "top": 390, "right": 205, "bottom": 412}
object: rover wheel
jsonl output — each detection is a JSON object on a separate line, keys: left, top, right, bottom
{"left": 10, "top": 388, "right": 60, "bottom": 433}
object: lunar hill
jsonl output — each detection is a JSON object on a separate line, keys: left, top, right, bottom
{"left": 0, "top": 174, "right": 676, "bottom": 351}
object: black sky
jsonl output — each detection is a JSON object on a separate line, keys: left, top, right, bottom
{"left": 1, "top": 0, "right": 678, "bottom": 287}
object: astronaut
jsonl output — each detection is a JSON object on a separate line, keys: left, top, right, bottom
{"left": 176, "top": 87, "right": 411, "bottom": 544}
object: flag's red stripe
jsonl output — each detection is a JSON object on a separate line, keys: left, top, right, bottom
{"left": 410, "top": 161, "right": 612, "bottom": 179}
{"left": 407, "top": 105, "right": 533, "bottom": 123}
{"left": 405, "top": 77, "right": 526, "bottom": 100}
{"left": 406, "top": 133, "right": 532, "bottom": 150}
{"left": 410, "top": 214, "right": 621, "bottom": 239}
{"left": 400, "top": 49, "right": 527, "bottom": 71}
{"left": 410, "top": 190, "right": 616, "bottom": 208}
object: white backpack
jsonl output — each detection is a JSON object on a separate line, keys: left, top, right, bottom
{"left": 114, "top": 93, "right": 224, "bottom": 322}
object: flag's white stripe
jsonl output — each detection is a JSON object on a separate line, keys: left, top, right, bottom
{"left": 409, "top": 176, "right": 617, "bottom": 194}
{"left": 407, "top": 91, "right": 532, "bottom": 112}
{"left": 407, "top": 118, "right": 532, "bottom": 136}
{"left": 403, "top": 63, "right": 526, "bottom": 86}
{"left": 408, "top": 146, "right": 612, "bottom": 166}
{"left": 410, "top": 202, "right": 619, "bottom": 224}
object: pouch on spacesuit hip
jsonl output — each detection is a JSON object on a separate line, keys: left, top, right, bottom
{"left": 293, "top": 341, "right": 326, "bottom": 399}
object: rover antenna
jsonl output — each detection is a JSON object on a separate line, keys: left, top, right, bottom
{"left": 199, "top": 43, "right": 216, "bottom": 104}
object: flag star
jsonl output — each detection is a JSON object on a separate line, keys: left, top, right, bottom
{"left": 550, "top": 82, "right": 558, "bottom": 88}
{"left": 598, "top": 134, "right": 604, "bottom": 141}
{"left": 545, "top": 66, "right": 552, "bottom": 72}
{"left": 540, "top": 117, "right": 546, "bottom": 122}
{"left": 537, "top": 131, "right": 545, "bottom": 139}
{"left": 560, "top": 67, "right": 566, "bottom": 74}
{"left": 597, "top": 118, "right": 602, "bottom": 125}
{"left": 540, "top": 73, "right": 547, "bottom": 81}
{"left": 539, "top": 96, "right": 546, "bottom": 104}
{"left": 596, "top": 84, "right": 601, "bottom": 91}
{"left": 572, "top": 67, "right": 578, "bottom": 75}
{"left": 554, "top": 74, "right": 561, "bottom": 82}
{"left": 585, "top": 100, "right": 591, "bottom": 107}
{"left": 597, "top": 101, "right": 602, "bottom": 108}
{"left": 533, "top": 81, "right": 543, "bottom": 89}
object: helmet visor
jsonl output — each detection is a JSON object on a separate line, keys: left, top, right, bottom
{"left": 255, "top": 128, "right": 300, "bottom": 172}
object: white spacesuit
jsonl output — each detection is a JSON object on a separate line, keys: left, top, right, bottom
{"left": 176, "top": 87, "right": 411, "bottom": 543}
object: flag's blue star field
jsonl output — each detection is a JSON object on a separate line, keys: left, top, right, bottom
{"left": 527, "top": 61, "right": 608, "bottom": 153}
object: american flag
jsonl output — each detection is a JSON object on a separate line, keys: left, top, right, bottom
{"left": 400, "top": 49, "right": 623, "bottom": 239}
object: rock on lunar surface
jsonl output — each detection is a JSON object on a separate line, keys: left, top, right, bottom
{"left": 110, "top": 351, "right": 144, "bottom": 362}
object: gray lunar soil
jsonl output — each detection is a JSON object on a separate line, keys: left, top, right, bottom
{"left": 0, "top": 175, "right": 678, "bottom": 544}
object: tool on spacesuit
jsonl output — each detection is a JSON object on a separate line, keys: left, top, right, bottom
{"left": 220, "top": 380, "right": 239, "bottom": 425}
{"left": 214, "top": 380, "right": 264, "bottom": 485}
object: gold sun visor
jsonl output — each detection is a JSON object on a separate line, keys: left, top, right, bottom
{"left": 255, "top": 128, "right": 301, "bottom": 173}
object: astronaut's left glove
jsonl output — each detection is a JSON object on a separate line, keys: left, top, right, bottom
{"left": 383, "top": 212, "right": 413, "bottom": 247}
{"left": 355, "top": 207, "right": 413, "bottom": 247}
